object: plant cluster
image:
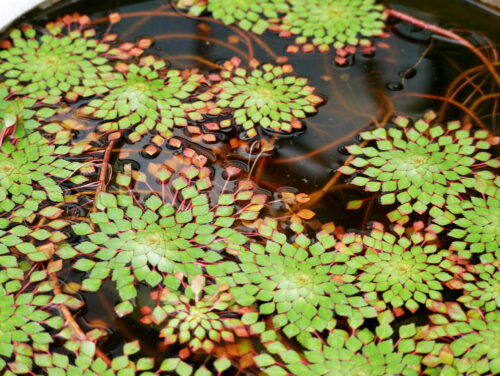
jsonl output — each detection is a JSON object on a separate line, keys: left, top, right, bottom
{"left": 210, "top": 221, "right": 378, "bottom": 337}
{"left": 431, "top": 191, "right": 499, "bottom": 259}
{"left": 0, "top": 261, "right": 82, "bottom": 375}
{"left": 200, "top": 58, "right": 324, "bottom": 138}
{"left": 141, "top": 276, "right": 250, "bottom": 357}
{"left": 416, "top": 304, "right": 499, "bottom": 375}
{"left": 255, "top": 324, "right": 423, "bottom": 375}
{"left": 0, "top": 5, "right": 497, "bottom": 376}
{"left": 340, "top": 112, "right": 498, "bottom": 223}
{"left": 338, "top": 222, "right": 463, "bottom": 313}
{"left": 79, "top": 57, "right": 207, "bottom": 143}
{"left": 176, "top": 0, "right": 387, "bottom": 57}
{"left": 0, "top": 132, "right": 85, "bottom": 222}
{"left": 63, "top": 160, "right": 267, "bottom": 316}
{"left": 0, "top": 14, "right": 145, "bottom": 102}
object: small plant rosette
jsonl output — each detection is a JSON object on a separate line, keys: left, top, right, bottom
{"left": 339, "top": 222, "right": 463, "bottom": 314}
{"left": 79, "top": 56, "right": 207, "bottom": 143}
{"left": 339, "top": 112, "right": 498, "bottom": 223}
{"left": 459, "top": 261, "right": 500, "bottom": 313}
{"left": 0, "top": 274, "right": 81, "bottom": 375}
{"left": 66, "top": 164, "right": 266, "bottom": 316}
{"left": 0, "top": 132, "right": 86, "bottom": 222}
{"left": 200, "top": 58, "right": 324, "bottom": 138}
{"left": 209, "top": 223, "right": 380, "bottom": 337}
{"left": 141, "top": 275, "right": 251, "bottom": 356}
{"left": 270, "top": 0, "right": 387, "bottom": 57}
{"left": 0, "top": 14, "right": 145, "bottom": 103}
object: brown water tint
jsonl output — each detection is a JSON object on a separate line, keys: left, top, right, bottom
{"left": 5, "top": 0, "right": 499, "bottom": 372}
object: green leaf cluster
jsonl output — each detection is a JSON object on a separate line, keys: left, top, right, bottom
{"left": 80, "top": 58, "right": 206, "bottom": 143}
{"left": 0, "top": 279, "right": 64, "bottom": 374}
{"left": 256, "top": 325, "right": 422, "bottom": 375}
{"left": 417, "top": 306, "right": 499, "bottom": 375}
{"left": 0, "top": 132, "right": 84, "bottom": 221}
{"left": 201, "top": 59, "right": 324, "bottom": 138}
{"left": 177, "top": 0, "right": 289, "bottom": 34}
{"left": 0, "top": 25, "right": 117, "bottom": 102}
{"left": 66, "top": 165, "right": 264, "bottom": 314}
{"left": 431, "top": 191, "right": 499, "bottom": 259}
{"left": 210, "top": 225, "right": 378, "bottom": 337}
{"left": 340, "top": 223, "right": 462, "bottom": 313}
{"left": 142, "top": 277, "right": 247, "bottom": 355}
{"left": 278, "top": 0, "right": 386, "bottom": 51}
{"left": 176, "top": 0, "right": 386, "bottom": 53}
{"left": 340, "top": 114, "right": 498, "bottom": 222}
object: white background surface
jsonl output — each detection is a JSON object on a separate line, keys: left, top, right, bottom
{"left": 0, "top": 0, "right": 46, "bottom": 30}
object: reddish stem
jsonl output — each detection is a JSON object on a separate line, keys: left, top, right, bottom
{"left": 50, "top": 273, "right": 112, "bottom": 367}
{"left": 387, "top": 9, "right": 500, "bottom": 86}
{"left": 95, "top": 138, "right": 118, "bottom": 198}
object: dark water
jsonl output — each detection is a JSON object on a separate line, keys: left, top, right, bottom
{"left": 5, "top": 0, "right": 499, "bottom": 372}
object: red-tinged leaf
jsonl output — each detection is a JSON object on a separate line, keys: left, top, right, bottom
{"left": 297, "top": 209, "right": 315, "bottom": 219}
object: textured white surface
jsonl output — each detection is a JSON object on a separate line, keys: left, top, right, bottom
{"left": 0, "top": 0, "right": 46, "bottom": 30}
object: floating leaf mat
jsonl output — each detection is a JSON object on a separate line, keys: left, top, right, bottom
{"left": 0, "top": 2, "right": 498, "bottom": 376}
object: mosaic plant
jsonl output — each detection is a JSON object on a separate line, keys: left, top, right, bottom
{"left": 64, "top": 163, "right": 265, "bottom": 316}
{"left": 34, "top": 337, "right": 157, "bottom": 376}
{"left": 0, "top": 132, "right": 85, "bottom": 221}
{"left": 0, "top": 275, "right": 66, "bottom": 374}
{"left": 210, "top": 222, "right": 379, "bottom": 337}
{"left": 0, "top": 17, "right": 130, "bottom": 102}
{"left": 201, "top": 58, "right": 324, "bottom": 138}
{"left": 1, "top": 87, "right": 39, "bottom": 141}
{"left": 339, "top": 113, "right": 498, "bottom": 223}
{"left": 0, "top": 4, "right": 498, "bottom": 376}
{"left": 79, "top": 57, "right": 206, "bottom": 143}
{"left": 272, "top": 0, "right": 387, "bottom": 55}
{"left": 176, "top": 0, "right": 387, "bottom": 59}
{"left": 177, "top": 0, "right": 289, "bottom": 34}
{"left": 0, "top": 86, "right": 75, "bottom": 146}
{"left": 459, "top": 261, "right": 500, "bottom": 313}
{"left": 141, "top": 276, "right": 249, "bottom": 356}
{"left": 339, "top": 222, "right": 463, "bottom": 313}
{"left": 0, "top": 218, "right": 69, "bottom": 262}
{"left": 430, "top": 193, "right": 500, "bottom": 259}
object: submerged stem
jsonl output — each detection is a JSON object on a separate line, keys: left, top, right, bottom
{"left": 50, "top": 273, "right": 112, "bottom": 367}
{"left": 387, "top": 8, "right": 500, "bottom": 86}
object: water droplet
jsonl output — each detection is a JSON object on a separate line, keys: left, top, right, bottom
{"left": 386, "top": 81, "right": 404, "bottom": 91}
